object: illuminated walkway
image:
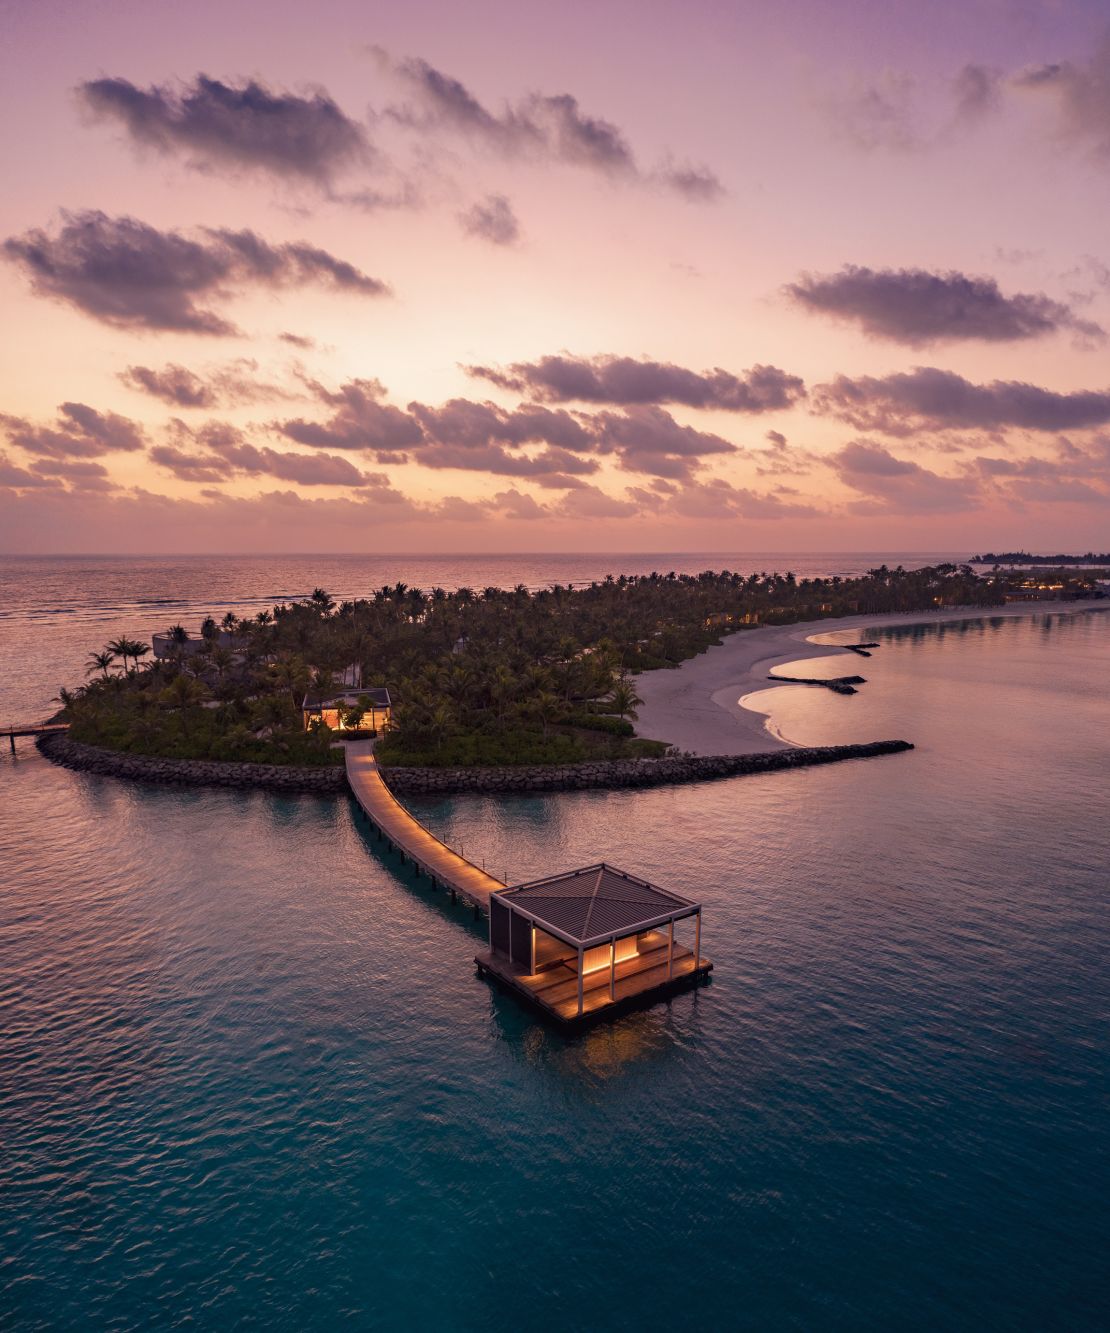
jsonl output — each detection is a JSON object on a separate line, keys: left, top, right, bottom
{"left": 344, "top": 740, "right": 505, "bottom": 909}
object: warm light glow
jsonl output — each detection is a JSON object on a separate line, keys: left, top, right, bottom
{"left": 582, "top": 937, "right": 639, "bottom": 975}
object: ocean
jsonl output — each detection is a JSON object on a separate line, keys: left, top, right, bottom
{"left": 1, "top": 555, "right": 1108, "bottom": 1330}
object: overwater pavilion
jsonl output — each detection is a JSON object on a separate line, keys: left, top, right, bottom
{"left": 477, "top": 863, "right": 710, "bottom": 1026}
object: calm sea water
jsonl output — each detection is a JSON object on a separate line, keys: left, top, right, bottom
{"left": 2, "top": 560, "right": 1109, "bottom": 1330}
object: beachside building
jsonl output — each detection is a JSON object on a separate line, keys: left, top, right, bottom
{"left": 477, "top": 863, "right": 710, "bottom": 1025}
{"left": 301, "top": 686, "right": 391, "bottom": 734}
{"left": 151, "top": 628, "right": 244, "bottom": 659}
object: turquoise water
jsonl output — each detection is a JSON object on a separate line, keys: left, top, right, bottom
{"left": 2, "top": 607, "right": 1109, "bottom": 1329}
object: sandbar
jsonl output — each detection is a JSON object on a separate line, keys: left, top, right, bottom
{"left": 633, "top": 600, "right": 1110, "bottom": 756}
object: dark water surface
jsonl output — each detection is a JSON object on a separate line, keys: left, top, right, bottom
{"left": 2, "top": 577, "right": 1109, "bottom": 1328}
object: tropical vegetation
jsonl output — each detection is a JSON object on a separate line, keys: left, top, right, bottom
{"left": 54, "top": 563, "right": 1046, "bottom": 768}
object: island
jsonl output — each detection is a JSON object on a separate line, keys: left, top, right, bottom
{"left": 42, "top": 563, "right": 1102, "bottom": 781}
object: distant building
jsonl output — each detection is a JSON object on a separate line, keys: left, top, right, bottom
{"left": 301, "top": 687, "right": 391, "bottom": 734}
{"left": 151, "top": 628, "right": 243, "bottom": 659}
{"left": 1003, "top": 582, "right": 1064, "bottom": 603}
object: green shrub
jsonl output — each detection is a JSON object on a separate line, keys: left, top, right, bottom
{"left": 566, "top": 713, "right": 634, "bottom": 736}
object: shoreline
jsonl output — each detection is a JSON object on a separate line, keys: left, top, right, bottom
{"left": 35, "top": 731, "right": 913, "bottom": 797}
{"left": 634, "top": 599, "right": 1110, "bottom": 757}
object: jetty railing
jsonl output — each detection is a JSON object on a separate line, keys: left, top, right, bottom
{"left": 344, "top": 741, "right": 507, "bottom": 910}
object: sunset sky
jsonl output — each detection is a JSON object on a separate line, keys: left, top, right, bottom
{"left": 3, "top": 0, "right": 1110, "bottom": 553}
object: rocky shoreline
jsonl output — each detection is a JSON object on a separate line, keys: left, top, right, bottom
{"left": 35, "top": 732, "right": 913, "bottom": 796}
{"left": 36, "top": 732, "right": 348, "bottom": 793}
{"left": 380, "top": 740, "right": 913, "bottom": 794}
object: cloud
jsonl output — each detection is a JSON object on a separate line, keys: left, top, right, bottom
{"left": 829, "top": 440, "right": 980, "bottom": 513}
{"left": 822, "top": 62, "right": 1003, "bottom": 153}
{"left": 664, "top": 476, "right": 820, "bottom": 519}
{"left": 1, "top": 401, "right": 146, "bottom": 458}
{"left": 121, "top": 363, "right": 214, "bottom": 408}
{"left": 492, "top": 487, "right": 549, "bottom": 519}
{"left": 952, "top": 63, "right": 1002, "bottom": 124}
{"left": 275, "top": 375, "right": 757, "bottom": 482}
{"left": 1014, "top": 40, "right": 1110, "bottom": 157}
{"left": 787, "top": 265, "right": 1101, "bottom": 346}
{"left": 79, "top": 74, "right": 369, "bottom": 184}
{"left": 458, "top": 194, "right": 520, "bottom": 245}
{"left": 150, "top": 420, "right": 391, "bottom": 488}
{"left": 380, "top": 51, "right": 722, "bottom": 200}
{"left": 813, "top": 366, "right": 1110, "bottom": 435}
{"left": 279, "top": 331, "right": 316, "bottom": 349}
{"left": 405, "top": 399, "right": 600, "bottom": 483}
{"left": 3, "top": 211, "right": 389, "bottom": 334}
{"left": 555, "top": 483, "right": 639, "bottom": 518}
{"left": 28, "top": 457, "right": 114, "bottom": 490}
{"left": 0, "top": 451, "right": 63, "bottom": 489}
{"left": 277, "top": 377, "right": 424, "bottom": 452}
{"left": 120, "top": 359, "right": 299, "bottom": 408}
{"left": 589, "top": 404, "right": 735, "bottom": 479}
{"left": 466, "top": 354, "right": 804, "bottom": 411}
{"left": 822, "top": 70, "right": 921, "bottom": 151}
{"left": 654, "top": 161, "right": 726, "bottom": 202}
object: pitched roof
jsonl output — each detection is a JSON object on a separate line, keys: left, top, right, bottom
{"left": 302, "top": 686, "right": 390, "bottom": 709}
{"left": 500, "top": 863, "right": 698, "bottom": 944}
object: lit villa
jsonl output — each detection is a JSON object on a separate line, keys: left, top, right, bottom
{"left": 477, "top": 864, "right": 711, "bottom": 1026}
{"left": 301, "top": 686, "right": 391, "bottom": 734}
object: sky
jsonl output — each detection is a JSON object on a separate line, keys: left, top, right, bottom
{"left": 2, "top": 0, "right": 1110, "bottom": 554}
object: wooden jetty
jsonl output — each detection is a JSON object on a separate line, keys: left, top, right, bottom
{"left": 344, "top": 743, "right": 712, "bottom": 1028}
{"left": 5, "top": 721, "right": 68, "bottom": 752}
{"left": 344, "top": 740, "right": 505, "bottom": 908}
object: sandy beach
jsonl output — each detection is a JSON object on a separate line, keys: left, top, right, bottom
{"left": 634, "top": 599, "right": 1110, "bottom": 755}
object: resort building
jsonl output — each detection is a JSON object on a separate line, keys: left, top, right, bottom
{"left": 301, "top": 686, "right": 391, "bottom": 734}
{"left": 477, "top": 864, "right": 710, "bottom": 1026}
{"left": 151, "top": 628, "right": 243, "bottom": 659}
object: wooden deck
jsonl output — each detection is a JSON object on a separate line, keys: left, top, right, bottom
{"left": 475, "top": 929, "right": 712, "bottom": 1027}
{"left": 6, "top": 722, "right": 68, "bottom": 751}
{"left": 344, "top": 741, "right": 505, "bottom": 908}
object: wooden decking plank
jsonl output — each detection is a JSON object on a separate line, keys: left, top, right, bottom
{"left": 344, "top": 741, "right": 504, "bottom": 907}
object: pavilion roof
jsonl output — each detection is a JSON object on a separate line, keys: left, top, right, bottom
{"left": 499, "top": 863, "right": 698, "bottom": 945}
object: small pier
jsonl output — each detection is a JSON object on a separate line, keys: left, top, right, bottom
{"left": 344, "top": 744, "right": 711, "bottom": 1028}
{"left": 5, "top": 721, "right": 68, "bottom": 752}
{"left": 344, "top": 741, "right": 505, "bottom": 908}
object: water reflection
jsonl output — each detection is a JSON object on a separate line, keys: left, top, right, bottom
{"left": 487, "top": 980, "right": 705, "bottom": 1088}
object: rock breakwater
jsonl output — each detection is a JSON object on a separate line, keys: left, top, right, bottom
{"left": 37, "top": 733, "right": 347, "bottom": 793}
{"left": 38, "top": 732, "right": 913, "bottom": 798}
{"left": 381, "top": 740, "right": 913, "bottom": 796}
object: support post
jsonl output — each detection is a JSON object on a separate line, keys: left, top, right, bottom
{"left": 530, "top": 926, "right": 536, "bottom": 975}
{"left": 667, "top": 920, "right": 674, "bottom": 980}
{"left": 694, "top": 910, "right": 701, "bottom": 970}
{"left": 577, "top": 945, "right": 584, "bottom": 1017}
{"left": 609, "top": 939, "right": 616, "bottom": 1001}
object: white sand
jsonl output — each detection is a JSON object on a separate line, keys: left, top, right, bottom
{"left": 633, "top": 600, "right": 1110, "bottom": 756}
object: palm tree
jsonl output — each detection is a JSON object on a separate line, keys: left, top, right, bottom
{"left": 606, "top": 679, "right": 643, "bottom": 721}
{"left": 310, "top": 588, "right": 335, "bottom": 616}
{"left": 107, "top": 636, "right": 134, "bottom": 671}
{"left": 52, "top": 686, "right": 80, "bottom": 716}
{"left": 201, "top": 616, "right": 219, "bottom": 642}
{"left": 220, "top": 612, "right": 238, "bottom": 631}
{"left": 86, "top": 649, "right": 116, "bottom": 679}
{"left": 128, "top": 640, "right": 151, "bottom": 671}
